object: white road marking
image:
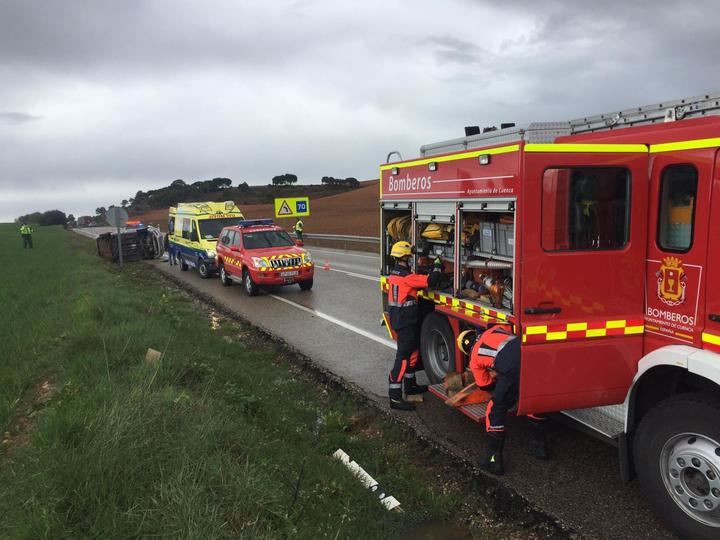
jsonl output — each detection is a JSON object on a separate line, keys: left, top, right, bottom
{"left": 268, "top": 294, "right": 396, "bottom": 349}
{"left": 310, "top": 248, "right": 379, "bottom": 260}
{"left": 325, "top": 267, "right": 380, "bottom": 282}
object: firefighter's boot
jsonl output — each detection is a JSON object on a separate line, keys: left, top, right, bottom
{"left": 403, "top": 373, "right": 428, "bottom": 396}
{"left": 528, "top": 417, "right": 549, "bottom": 460}
{"left": 479, "top": 432, "right": 505, "bottom": 475}
{"left": 389, "top": 385, "right": 415, "bottom": 411}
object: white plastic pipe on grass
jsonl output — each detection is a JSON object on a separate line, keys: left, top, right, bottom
{"left": 333, "top": 449, "right": 402, "bottom": 511}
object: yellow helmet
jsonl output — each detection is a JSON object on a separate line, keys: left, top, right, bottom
{"left": 456, "top": 330, "right": 478, "bottom": 355}
{"left": 390, "top": 241, "right": 413, "bottom": 259}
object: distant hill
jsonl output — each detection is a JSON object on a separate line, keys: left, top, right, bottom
{"left": 125, "top": 177, "right": 362, "bottom": 214}
{"left": 134, "top": 180, "right": 380, "bottom": 236}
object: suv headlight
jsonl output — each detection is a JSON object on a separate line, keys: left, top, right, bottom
{"left": 206, "top": 249, "right": 216, "bottom": 258}
{"left": 251, "top": 257, "right": 264, "bottom": 267}
{"left": 304, "top": 252, "right": 312, "bottom": 263}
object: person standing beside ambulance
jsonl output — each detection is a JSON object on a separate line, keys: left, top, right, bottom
{"left": 387, "top": 241, "right": 442, "bottom": 410}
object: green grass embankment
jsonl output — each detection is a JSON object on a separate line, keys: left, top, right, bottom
{"left": 0, "top": 225, "right": 552, "bottom": 539}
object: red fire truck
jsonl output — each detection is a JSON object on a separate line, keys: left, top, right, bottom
{"left": 379, "top": 93, "right": 720, "bottom": 539}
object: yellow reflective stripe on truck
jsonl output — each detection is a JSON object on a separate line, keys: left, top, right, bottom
{"left": 379, "top": 144, "right": 520, "bottom": 171}
{"left": 524, "top": 143, "right": 648, "bottom": 153}
{"left": 649, "top": 137, "right": 720, "bottom": 153}
{"left": 702, "top": 332, "right": 720, "bottom": 346}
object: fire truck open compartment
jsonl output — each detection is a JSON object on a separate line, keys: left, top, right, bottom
{"left": 458, "top": 201, "right": 516, "bottom": 313}
{"left": 415, "top": 201, "right": 456, "bottom": 294}
{"left": 381, "top": 202, "right": 412, "bottom": 275}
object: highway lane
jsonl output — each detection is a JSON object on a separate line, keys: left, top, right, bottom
{"left": 74, "top": 230, "right": 674, "bottom": 538}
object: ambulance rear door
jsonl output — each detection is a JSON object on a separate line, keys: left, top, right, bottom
{"left": 518, "top": 144, "right": 649, "bottom": 414}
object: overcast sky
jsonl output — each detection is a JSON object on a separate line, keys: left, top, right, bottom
{"left": 1, "top": 0, "right": 718, "bottom": 221}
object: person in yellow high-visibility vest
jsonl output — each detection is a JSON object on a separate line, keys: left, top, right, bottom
{"left": 19, "top": 223, "right": 34, "bottom": 249}
{"left": 294, "top": 218, "right": 304, "bottom": 241}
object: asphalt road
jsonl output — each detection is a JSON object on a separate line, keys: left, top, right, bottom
{"left": 76, "top": 228, "right": 675, "bottom": 538}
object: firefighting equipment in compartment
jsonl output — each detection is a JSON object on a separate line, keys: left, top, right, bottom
{"left": 457, "top": 330, "right": 478, "bottom": 355}
{"left": 465, "top": 273, "right": 512, "bottom": 309}
{"left": 421, "top": 223, "right": 453, "bottom": 241}
{"left": 462, "top": 215, "right": 480, "bottom": 244}
{"left": 390, "top": 240, "right": 413, "bottom": 259}
{"left": 386, "top": 215, "right": 411, "bottom": 242}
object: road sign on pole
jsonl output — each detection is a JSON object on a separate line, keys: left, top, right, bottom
{"left": 106, "top": 207, "right": 129, "bottom": 266}
{"left": 274, "top": 197, "right": 310, "bottom": 218}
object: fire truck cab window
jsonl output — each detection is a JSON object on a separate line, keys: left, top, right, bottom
{"left": 542, "top": 167, "right": 630, "bottom": 251}
{"left": 658, "top": 164, "right": 698, "bottom": 253}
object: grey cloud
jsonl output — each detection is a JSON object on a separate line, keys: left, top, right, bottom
{"left": 0, "top": 111, "right": 40, "bottom": 124}
{"left": 1, "top": 0, "right": 718, "bottom": 221}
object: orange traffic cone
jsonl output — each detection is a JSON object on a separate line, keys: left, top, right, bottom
{"left": 322, "top": 260, "right": 331, "bottom": 271}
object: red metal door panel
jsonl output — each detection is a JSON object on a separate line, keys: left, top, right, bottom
{"left": 702, "top": 151, "right": 720, "bottom": 352}
{"left": 518, "top": 151, "right": 649, "bottom": 415}
{"left": 644, "top": 150, "right": 713, "bottom": 353}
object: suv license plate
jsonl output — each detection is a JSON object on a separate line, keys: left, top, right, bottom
{"left": 280, "top": 271, "right": 299, "bottom": 277}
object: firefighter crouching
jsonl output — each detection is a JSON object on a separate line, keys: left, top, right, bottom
{"left": 387, "top": 241, "right": 442, "bottom": 411}
{"left": 461, "top": 324, "right": 549, "bottom": 474}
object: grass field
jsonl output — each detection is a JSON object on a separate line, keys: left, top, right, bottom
{"left": 0, "top": 224, "right": 555, "bottom": 539}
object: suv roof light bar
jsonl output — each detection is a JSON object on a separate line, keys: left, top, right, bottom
{"left": 237, "top": 219, "right": 275, "bottom": 228}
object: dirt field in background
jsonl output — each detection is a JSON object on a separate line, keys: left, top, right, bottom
{"left": 133, "top": 180, "right": 379, "bottom": 236}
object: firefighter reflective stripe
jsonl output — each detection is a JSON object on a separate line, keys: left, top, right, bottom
{"left": 523, "top": 319, "right": 645, "bottom": 343}
{"left": 388, "top": 299, "right": 417, "bottom": 308}
{"left": 702, "top": 332, "right": 720, "bottom": 346}
{"left": 389, "top": 383, "right": 402, "bottom": 389}
{"left": 525, "top": 143, "right": 647, "bottom": 153}
{"left": 477, "top": 347, "right": 498, "bottom": 358}
{"left": 650, "top": 137, "right": 720, "bottom": 153}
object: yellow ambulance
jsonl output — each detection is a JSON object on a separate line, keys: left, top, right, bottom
{"left": 169, "top": 201, "right": 244, "bottom": 278}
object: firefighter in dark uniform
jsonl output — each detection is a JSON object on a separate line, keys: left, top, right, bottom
{"left": 462, "top": 324, "right": 548, "bottom": 474}
{"left": 387, "top": 241, "right": 442, "bottom": 411}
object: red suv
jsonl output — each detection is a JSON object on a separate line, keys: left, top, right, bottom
{"left": 215, "top": 219, "right": 314, "bottom": 295}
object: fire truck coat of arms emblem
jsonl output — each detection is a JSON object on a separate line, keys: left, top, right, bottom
{"left": 656, "top": 256, "right": 687, "bottom": 306}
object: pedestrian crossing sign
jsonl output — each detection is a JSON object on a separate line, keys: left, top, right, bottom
{"left": 274, "top": 197, "right": 310, "bottom": 218}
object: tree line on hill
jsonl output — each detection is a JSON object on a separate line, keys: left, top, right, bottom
{"left": 16, "top": 209, "right": 73, "bottom": 226}
{"left": 110, "top": 174, "right": 362, "bottom": 214}
{"left": 15, "top": 173, "right": 366, "bottom": 226}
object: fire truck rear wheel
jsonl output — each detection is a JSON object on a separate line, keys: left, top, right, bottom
{"left": 634, "top": 392, "right": 720, "bottom": 539}
{"left": 420, "top": 313, "right": 454, "bottom": 384}
{"left": 243, "top": 269, "right": 258, "bottom": 297}
{"left": 219, "top": 265, "right": 232, "bottom": 286}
